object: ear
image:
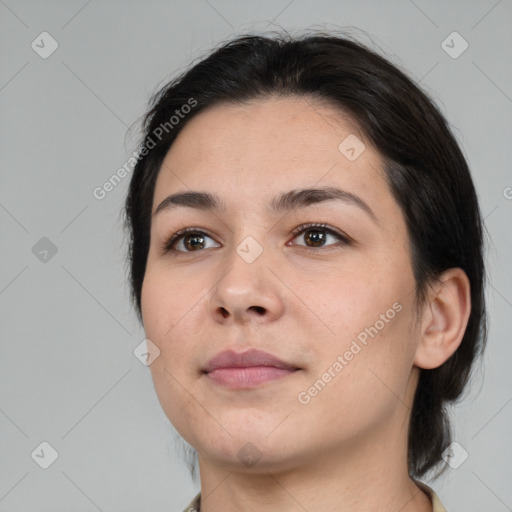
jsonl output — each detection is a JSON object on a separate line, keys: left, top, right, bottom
{"left": 413, "top": 268, "right": 471, "bottom": 370}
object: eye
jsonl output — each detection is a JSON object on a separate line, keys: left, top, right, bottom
{"left": 161, "top": 227, "right": 220, "bottom": 253}
{"left": 289, "top": 222, "right": 351, "bottom": 251}
{"left": 161, "top": 222, "right": 351, "bottom": 255}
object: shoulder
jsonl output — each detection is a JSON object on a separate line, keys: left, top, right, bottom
{"left": 181, "top": 492, "right": 201, "bottom": 512}
{"left": 181, "top": 485, "right": 448, "bottom": 512}
{"left": 414, "top": 480, "right": 448, "bottom": 512}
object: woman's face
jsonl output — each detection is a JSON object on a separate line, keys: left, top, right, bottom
{"left": 141, "top": 96, "right": 422, "bottom": 472}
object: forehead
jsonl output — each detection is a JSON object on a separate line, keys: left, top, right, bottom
{"left": 152, "top": 96, "right": 396, "bottom": 220}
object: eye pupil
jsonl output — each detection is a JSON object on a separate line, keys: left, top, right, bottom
{"left": 184, "top": 234, "right": 205, "bottom": 250}
{"left": 305, "top": 229, "right": 326, "bottom": 247}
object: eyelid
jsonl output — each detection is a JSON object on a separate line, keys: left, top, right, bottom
{"left": 288, "top": 222, "right": 352, "bottom": 250}
{"left": 161, "top": 222, "right": 352, "bottom": 254}
{"left": 290, "top": 222, "right": 350, "bottom": 241}
{"left": 160, "top": 226, "right": 219, "bottom": 253}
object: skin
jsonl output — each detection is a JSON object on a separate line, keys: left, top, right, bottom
{"left": 141, "top": 95, "right": 471, "bottom": 511}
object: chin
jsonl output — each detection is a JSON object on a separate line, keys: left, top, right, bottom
{"left": 203, "top": 443, "right": 301, "bottom": 474}
{"left": 195, "top": 424, "right": 305, "bottom": 471}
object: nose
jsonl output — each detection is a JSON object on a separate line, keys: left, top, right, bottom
{"left": 208, "top": 245, "right": 285, "bottom": 325}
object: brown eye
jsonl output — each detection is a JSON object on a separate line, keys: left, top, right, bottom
{"left": 303, "top": 229, "right": 327, "bottom": 247}
{"left": 290, "top": 223, "right": 350, "bottom": 250}
{"left": 181, "top": 233, "right": 207, "bottom": 251}
{"left": 162, "top": 228, "right": 220, "bottom": 253}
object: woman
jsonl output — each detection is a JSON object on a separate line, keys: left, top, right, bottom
{"left": 124, "top": 30, "right": 487, "bottom": 511}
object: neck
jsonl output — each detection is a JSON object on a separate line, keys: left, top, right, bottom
{"left": 196, "top": 414, "right": 432, "bottom": 512}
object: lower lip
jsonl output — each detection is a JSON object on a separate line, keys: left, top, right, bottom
{"left": 205, "top": 366, "right": 298, "bottom": 388}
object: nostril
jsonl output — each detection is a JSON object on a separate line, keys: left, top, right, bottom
{"left": 250, "top": 306, "right": 266, "bottom": 315}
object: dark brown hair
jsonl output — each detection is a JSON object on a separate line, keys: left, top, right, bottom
{"left": 124, "top": 30, "right": 487, "bottom": 479}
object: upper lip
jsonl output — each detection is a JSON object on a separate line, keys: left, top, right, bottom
{"left": 203, "top": 349, "right": 299, "bottom": 373}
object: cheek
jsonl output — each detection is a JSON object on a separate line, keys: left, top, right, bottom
{"left": 315, "top": 267, "right": 416, "bottom": 387}
{"left": 141, "top": 263, "right": 209, "bottom": 378}
{"left": 141, "top": 268, "right": 205, "bottom": 436}
{"left": 141, "top": 263, "right": 197, "bottom": 339}
{"left": 302, "top": 315, "right": 416, "bottom": 440}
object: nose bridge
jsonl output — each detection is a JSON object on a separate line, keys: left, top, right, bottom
{"left": 208, "top": 227, "right": 283, "bottom": 323}
{"left": 224, "top": 210, "right": 272, "bottom": 270}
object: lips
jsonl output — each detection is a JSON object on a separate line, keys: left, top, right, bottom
{"left": 203, "top": 349, "right": 300, "bottom": 388}
{"left": 203, "top": 348, "right": 299, "bottom": 373}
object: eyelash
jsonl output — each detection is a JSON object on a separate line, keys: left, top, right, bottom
{"left": 161, "top": 222, "right": 351, "bottom": 254}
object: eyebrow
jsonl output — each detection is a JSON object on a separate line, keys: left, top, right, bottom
{"left": 153, "top": 186, "right": 377, "bottom": 223}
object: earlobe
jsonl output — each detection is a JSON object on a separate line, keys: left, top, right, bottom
{"left": 413, "top": 268, "right": 471, "bottom": 370}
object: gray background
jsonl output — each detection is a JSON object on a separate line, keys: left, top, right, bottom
{"left": 1, "top": 1, "right": 511, "bottom": 511}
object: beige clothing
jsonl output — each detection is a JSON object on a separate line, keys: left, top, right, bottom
{"left": 181, "top": 480, "right": 447, "bottom": 511}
